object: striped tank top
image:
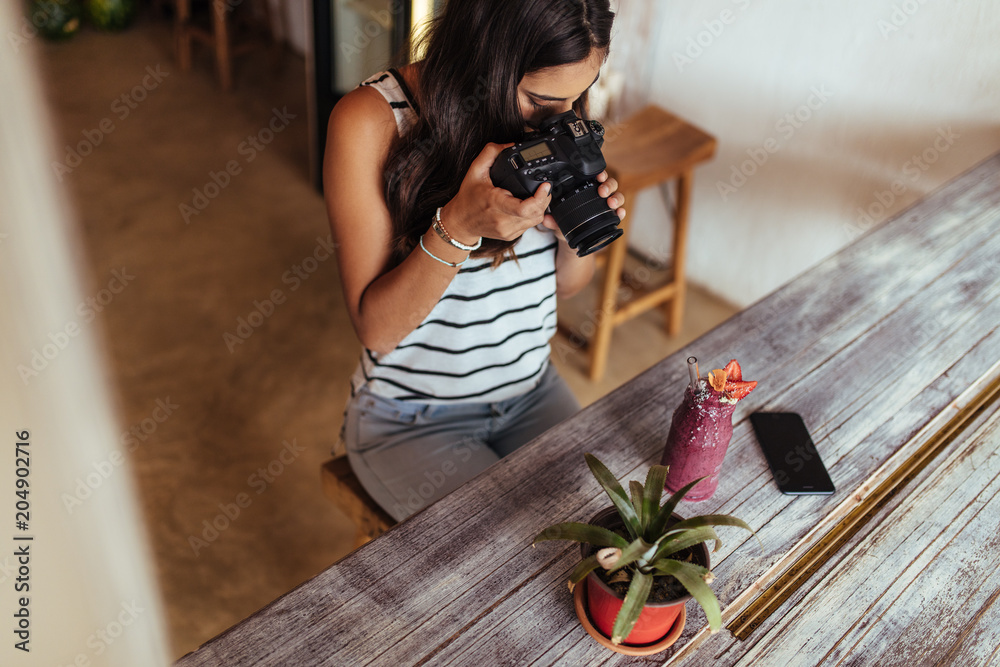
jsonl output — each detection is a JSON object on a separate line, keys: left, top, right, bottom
{"left": 350, "top": 69, "right": 559, "bottom": 404}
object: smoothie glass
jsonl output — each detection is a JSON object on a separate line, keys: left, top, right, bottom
{"left": 660, "top": 357, "right": 756, "bottom": 502}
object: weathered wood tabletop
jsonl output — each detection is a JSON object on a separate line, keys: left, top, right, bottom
{"left": 177, "top": 153, "right": 1000, "bottom": 666}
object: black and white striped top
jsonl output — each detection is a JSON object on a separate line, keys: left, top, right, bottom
{"left": 351, "top": 70, "right": 559, "bottom": 404}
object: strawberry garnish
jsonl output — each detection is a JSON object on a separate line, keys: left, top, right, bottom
{"left": 723, "top": 380, "right": 757, "bottom": 402}
{"left": 705, "top": 359, "right": 755, "bottom": 401}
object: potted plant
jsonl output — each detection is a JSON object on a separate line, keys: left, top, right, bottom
{"left": 533, "top": 454, "right": 756, "bottom": 648}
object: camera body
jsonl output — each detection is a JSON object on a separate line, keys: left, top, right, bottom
{"left": 490, "top": 111, "right": 622, "bottom": 256}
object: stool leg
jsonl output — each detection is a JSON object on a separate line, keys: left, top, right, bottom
{"left": 666, "top": 172, "right": 692, "bottom": 337}
{"left": 175, "top": 0, "right": 192, "bottom": 72}
{"left": 212, "top": 0, "right": 232, "bottom": 91}
{"left": 589, "top": 201, "right": 632, "bottom": 381}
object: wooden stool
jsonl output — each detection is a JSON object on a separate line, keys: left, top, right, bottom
{"left": 321, "top": 456, "right": 396, "bottom": 550}
{"left": 174, "top": 0, "right": 280, "bottom": 91}
{"left": 584, "top": 105, "right": 716, "bottom": 381}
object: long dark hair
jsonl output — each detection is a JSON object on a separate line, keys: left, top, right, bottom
{"left": 383, "top": 0, "right": 615, "bottom": 265}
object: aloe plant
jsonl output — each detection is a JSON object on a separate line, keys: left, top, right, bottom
{"left": 533, "top": 453, "right": 756, "bottom": 645}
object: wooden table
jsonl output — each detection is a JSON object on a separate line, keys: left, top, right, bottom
{"left": 177, "top": 153, "right": 1000, "bottom": 666}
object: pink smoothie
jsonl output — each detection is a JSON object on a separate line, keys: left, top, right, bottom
{"left": 660, "top": 381, "right": 737, "bottom": 502}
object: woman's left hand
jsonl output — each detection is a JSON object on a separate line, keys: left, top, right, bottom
{"left": 540, "top": 170, "right": 626, "bottom": 239}
{"left": 542, "top": 170, "right": 625, "bottom": 298}
{"left": 597, "top": 170, "right": 627, "bottom": 220}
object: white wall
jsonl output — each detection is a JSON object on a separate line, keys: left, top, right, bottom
{"left": 606, "top": 0, "right": 1000, "bottom": 307}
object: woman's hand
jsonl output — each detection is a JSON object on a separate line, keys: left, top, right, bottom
{"left": 540, "top": 169, "right": 626, "bottom": 241}
{"left": 541, "top": 170, "right": 625, "bottom": 298}
{"left": 439, "top": 143, "right": 553, "bottom": 244}
{"left": 598, "top": 170, "right": 626, "bottom": 220}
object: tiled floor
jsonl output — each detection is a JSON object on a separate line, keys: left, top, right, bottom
{"left": 33, "top": 13, "right": 738, "bottom": 660}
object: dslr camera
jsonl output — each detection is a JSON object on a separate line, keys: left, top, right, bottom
{"left": 490, "top": 111, "right": 622, "bottom": 256}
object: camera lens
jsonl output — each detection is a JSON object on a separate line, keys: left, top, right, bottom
{"left": 549, "top": 180, "right": 623, "bottom": 257}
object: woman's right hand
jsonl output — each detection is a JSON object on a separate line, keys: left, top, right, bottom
{"left": 438, "top": 143, "right": 553, "bottom": 245}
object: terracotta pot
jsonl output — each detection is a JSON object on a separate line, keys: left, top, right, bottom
{"left": 573, "top": 583, "right": 686, "bottom": 656}
{"left": 579, "top": 507, "right": 710, "bottom": 647}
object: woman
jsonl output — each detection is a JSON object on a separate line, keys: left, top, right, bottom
{"left": 324, "top": 0, "right": 625, "bottom": 521}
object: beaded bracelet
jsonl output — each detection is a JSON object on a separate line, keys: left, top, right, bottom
{"left": 419, "top": 234, "right": 468, "bottom": 268}
{"left": 432, "top": 207, "right": 482, "bottom": 252}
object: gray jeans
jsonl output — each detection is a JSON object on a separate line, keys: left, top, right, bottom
{"left": 344, "top": 364, "right": 579, "bottom": 521}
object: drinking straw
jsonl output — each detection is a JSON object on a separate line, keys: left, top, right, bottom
{"left": 687, "top": 356, "right": 700, "bottom": 392}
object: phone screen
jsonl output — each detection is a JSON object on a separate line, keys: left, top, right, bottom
{"left": 749, "top": 412, "right": 835, "bottom": 495}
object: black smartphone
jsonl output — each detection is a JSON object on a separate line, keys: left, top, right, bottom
{"left": 749, "top": 412, "right": 835, "bottom": 495}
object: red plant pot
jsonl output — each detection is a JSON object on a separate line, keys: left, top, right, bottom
{"left": 584, "top": 572, "right": 687, "bottom": 644}
{"left": 581, "top": 507, "right": 710, "bottom": 647}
